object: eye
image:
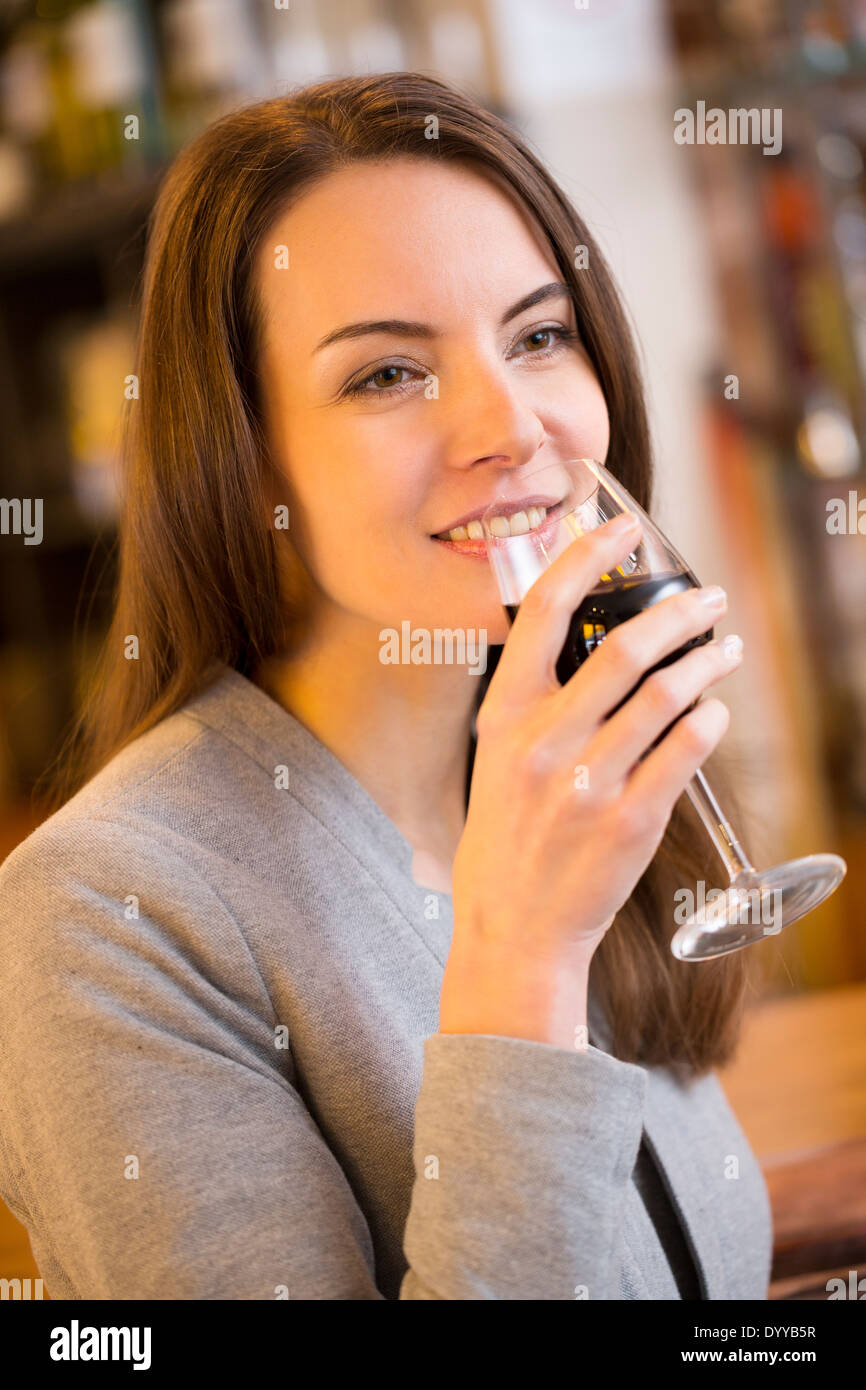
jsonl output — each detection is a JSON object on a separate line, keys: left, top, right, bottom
{"left": 511, "top": 323, "right": 581, "bottom": 359}
{"left": 342, "top": 361, "right": 422, "bottom": 400}
{"left": 339, "top": 322, "right": 581, "bottom": 402}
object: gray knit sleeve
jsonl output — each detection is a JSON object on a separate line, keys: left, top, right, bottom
{"left": 401, "top": 1032, "right": 646, "bottom": 1299}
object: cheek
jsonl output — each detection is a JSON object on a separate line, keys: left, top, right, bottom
{"left": 551, "top": 371, "right": 610, "bottom": 458}
{"left": 294, "top": 448, "right": 428, "bottom": 594}
{"left": 327, "top": 422, "right": 432, "bottom": 542}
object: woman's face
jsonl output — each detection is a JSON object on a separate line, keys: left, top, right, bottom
{"left": 254, "top": 156, "right": 610, "bottom": 644}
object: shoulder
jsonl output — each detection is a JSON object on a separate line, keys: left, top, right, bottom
{"left": 0, "top": 786, "right": 279, "bottom": 1094}
{"left": 0, "top": 713, "right": 212, "bottom": 931}
{"left": 0, "top": 667, "right": 286, "bottom": 893}
{"left": 0, "top": 806, "right": 259, "bottom": 1010}
{"left": 0, "top": 676, "right": 277, "bottom": 1003}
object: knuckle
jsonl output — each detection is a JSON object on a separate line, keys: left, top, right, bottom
{"left": 606, "top": 795, "right": 651, "bottom": 843}
{"left": 600, "top": 632, "right": 641, "bottom": 682}
{"left": 704, "top": 696, "right": 730, "bottom": 731}
{"left": 523, "top": 735, "right": 556, "bottom": 780}
{"left": 676, "top": 707, "right": 719, "bottom": 757}
{"left": 519, "top": 581, "right": 554, "bottom": 622}
{"left": 641, "top": 667, "right": 680, "bottom": 719}
{"left": 679, "top": 589, "right": 709, "bottom": 627}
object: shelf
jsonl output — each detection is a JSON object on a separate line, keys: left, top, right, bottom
{"left": 0, "top": 166, "right": 166, "bottom": 276}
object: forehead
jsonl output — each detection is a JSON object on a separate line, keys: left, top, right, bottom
{"left": 255, "top": 157, "right": 559, "bottom": 338}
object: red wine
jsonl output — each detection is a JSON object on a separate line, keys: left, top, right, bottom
{"left": 506, "top": 570, "right": 714, "bottom": 744}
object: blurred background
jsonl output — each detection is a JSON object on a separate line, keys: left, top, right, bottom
{"left": 0, "top": 0, "right": 864, "bottom": 1299}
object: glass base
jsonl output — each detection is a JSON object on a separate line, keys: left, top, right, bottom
{"left": 670, "top": 854, "right": 847, "bottom": 962}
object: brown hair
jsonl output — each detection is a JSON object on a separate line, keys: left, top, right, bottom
{"left": 41, "top": 71, "right": 753, "bottom": 1075}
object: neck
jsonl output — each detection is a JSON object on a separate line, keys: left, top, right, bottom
{"left": 251, "top": 602, "right": 478, "bottom": 875}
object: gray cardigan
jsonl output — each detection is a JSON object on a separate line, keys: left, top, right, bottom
{"left": 0, "top": 664, "right": 772, "bottom": 1300}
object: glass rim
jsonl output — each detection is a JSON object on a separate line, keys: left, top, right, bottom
{"left": 479, "top": 457, "right": 605, "bottom": 532}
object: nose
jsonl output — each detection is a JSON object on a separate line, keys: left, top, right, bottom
{"left": 438, "top": 355, "right": 545, "bottom": 473}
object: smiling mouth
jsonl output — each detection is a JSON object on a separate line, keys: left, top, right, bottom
{"left": 433, "top": 500, "right": 563, "bottom": 543}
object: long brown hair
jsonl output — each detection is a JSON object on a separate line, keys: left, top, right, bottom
{"left": 41, "top": 71, "right": 754, "bottom": 1075}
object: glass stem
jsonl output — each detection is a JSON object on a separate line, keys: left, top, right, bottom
{"left": 685, "top": 770, "right": 756, "bottom": 882}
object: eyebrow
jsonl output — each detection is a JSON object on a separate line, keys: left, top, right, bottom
{"left": 312, "top": 281, "right": 572, "bottom": 354}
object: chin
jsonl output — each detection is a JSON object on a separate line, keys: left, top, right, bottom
{"left": 426, "top": 601, "right": 511, "bottom": 646}
{"left": 482, "top": 609, "right": 511, "bottom": 646}
{"left": 446, "top": 569, "right": 508, "bottom": 625}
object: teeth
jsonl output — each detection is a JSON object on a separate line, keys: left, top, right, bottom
{"left": 442, "top": 505, "right": 549, "bottom": 542}
{"left": 483, "top": 504, "right": 549, "bottom": 540}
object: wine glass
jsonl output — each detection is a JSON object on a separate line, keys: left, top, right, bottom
{"left": 480, "top": 457, "right": 847, "bottom": 962}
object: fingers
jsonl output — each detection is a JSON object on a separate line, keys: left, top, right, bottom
{"left": 555, "top": 581, "right": 728, "bottom": 734}
{"left": 581, "top": 634, "right": 743, "bottom": 789}
{"left": 485, "top": 513, "right": 642, "bottom": 710}
{"left": 616, "top": 697, "right": 731, "bottom": 829}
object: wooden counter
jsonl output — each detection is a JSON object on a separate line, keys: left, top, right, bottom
{"left": 719, "top": 981, "right": 866, "bottom": 1299}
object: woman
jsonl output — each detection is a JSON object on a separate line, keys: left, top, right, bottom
{"left": 0, "top": 72, "right": 771, "bottom": 1300}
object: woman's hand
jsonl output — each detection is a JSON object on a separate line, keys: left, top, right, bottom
{"left": 440, "top": 513, "right": 741, "bottom": 1047}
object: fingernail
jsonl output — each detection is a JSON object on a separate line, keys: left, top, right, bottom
{"left": 610, "top": 512, "right": 641, "bottom": 535}
{"left": 697, "top": 585, "right": 727, "bottom": 607}
{"left": 722, "top": 633, "right": 743, "bottom": 659}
